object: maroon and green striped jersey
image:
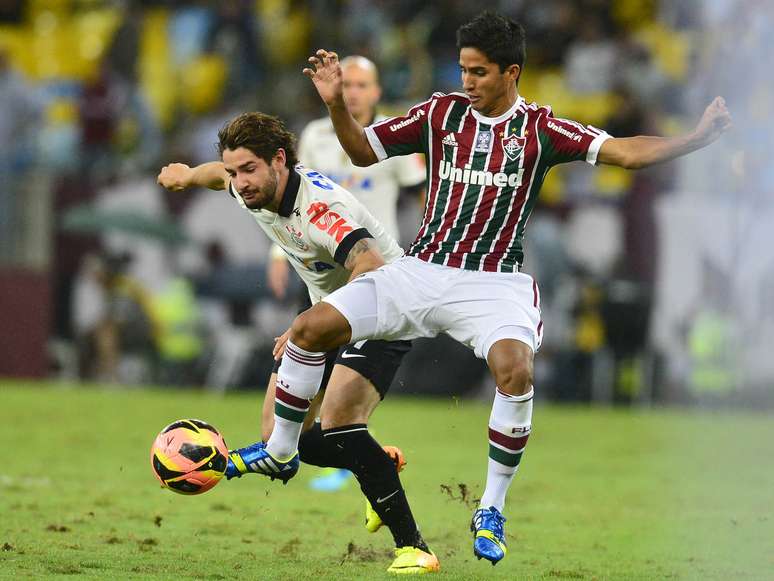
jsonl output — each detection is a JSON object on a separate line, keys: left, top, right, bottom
{"left": 364, "top": 93, "right": 612, "bottom": 272}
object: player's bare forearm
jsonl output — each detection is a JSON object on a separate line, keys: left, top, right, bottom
{"left": 598, "top": 134, "right": 705, "bottom": 170}
{"left": 344, "top": 238, "right": 385, "bottom": 281}
{"left": 598, "top": 96, "right": 731, "bottom": 170}
{"left": 328, "top": 101, "right": 379, "bottom": 167}
{"left": 157, "top": 161, "right": 228, "bottom": 191}
{"left": 189, "top": 162, "right": 229, "bottom": 190}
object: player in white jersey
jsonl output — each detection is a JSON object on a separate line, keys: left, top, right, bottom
{"left": 265, "top": 56, "right": 426, "bottom": 495}
{"left": 267, "top": 56, "right": 425, "bottom": 300}
{"left": 157, "top": 112, "right": 439, "bottom": 575}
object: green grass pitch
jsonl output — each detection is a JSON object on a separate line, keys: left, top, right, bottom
{"left": 1, "top": 381, "right": 772, "bottom": 579}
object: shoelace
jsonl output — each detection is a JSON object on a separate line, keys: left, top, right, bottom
{"left": 476, "top": 509, "right": 506, "bottom": 540}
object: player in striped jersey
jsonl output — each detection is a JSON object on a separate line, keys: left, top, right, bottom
{"left": 157, "top": 113, "right": 439, "bottom": 574}
{"left": 249, "top": 11, "right": 731, "bottom": 567}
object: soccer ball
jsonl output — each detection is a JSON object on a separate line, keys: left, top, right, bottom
{"left": 150, "top": 419, "right": 229, "bottom": 495}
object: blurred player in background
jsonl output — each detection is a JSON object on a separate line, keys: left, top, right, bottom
{"left": 265, "top": 56, "right": 425, "bottom": 494}
{"left": 157, "top": 112, "right": 439, "bottom": 575}
{"left": 233, "top": 10, "right": 732, "bottom": 567}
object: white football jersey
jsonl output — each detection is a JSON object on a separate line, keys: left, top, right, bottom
{"left": 298, "top": 116, "right": 426, "bottom": 240}
{"left": 229, "top": 165, "right": 404, "bottom": 304}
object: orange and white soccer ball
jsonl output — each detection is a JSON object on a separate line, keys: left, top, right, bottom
{"left": 150, "top": 419, "right": 229, "bottom": 495}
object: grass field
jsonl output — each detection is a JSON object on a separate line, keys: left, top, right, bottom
{"left": 1, "top": 381, "right": 772, "bottom": 580}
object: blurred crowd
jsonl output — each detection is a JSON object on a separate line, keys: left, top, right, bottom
{"left": 1, "top": 0, "right": 771, "bottom": 402}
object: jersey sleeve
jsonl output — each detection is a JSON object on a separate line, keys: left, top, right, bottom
{"left": 364, "top": 97, "right": 434, "bottom": 161}
{"left": 305, "top": 194, "right": 374, "bottom": 268}
{"left": 539, "top": 111, "right": 612, "bottom": 167}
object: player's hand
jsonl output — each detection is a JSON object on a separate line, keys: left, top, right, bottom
{"left": 693, "top": 96, "right": 732, "bottom": 146}
{"left": 273, "top": 328, "right": 291, "bottom": 360}
{"left": 157, "top": 163, "right": 193, "bottom": 191}
{"left": 268, "top": 256, "right": 290, "bottom": 300}
{"left": 302, "top": 49, "right": 344, "bottom": 107}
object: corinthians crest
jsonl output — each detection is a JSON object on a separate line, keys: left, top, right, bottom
{"left": 285, "top": 224, "right": 309, "bottom": 251}
{"left": 502, "top": 126, "right": 526, "bottom": 160}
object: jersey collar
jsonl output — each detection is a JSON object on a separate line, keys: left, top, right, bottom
{"left": 278, "top": 166, "right": 301, "bottom": 217}
{"left": 470, "top": 95, "right": 525, "bottom": 125}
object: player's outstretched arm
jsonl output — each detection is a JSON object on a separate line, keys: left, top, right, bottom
{"left": 303, "top": 49, "right": 378, "bottom": 167}
{"left": 157, "top": 162, "right": 229, "bottom": 192}
{"left": 597, "top": 96, "right": 732, "bottom": 170}
{"left": 344, "top": 238, "right": 385, "bottom": 281}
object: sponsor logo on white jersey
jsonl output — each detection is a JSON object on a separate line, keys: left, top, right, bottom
{"left": 438, "top": 159, "right": 525, "bottom": 188}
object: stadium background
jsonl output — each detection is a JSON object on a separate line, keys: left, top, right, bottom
{"left": 0, "top": 2, "right": 773, "bottom": 580}
{"left": 1, "top": 0, "right": 772, "bottom": 405}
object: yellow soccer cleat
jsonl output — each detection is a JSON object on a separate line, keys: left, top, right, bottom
{"left": 365, "top": 498, "right": 382, "bottom": 532}
{"left": 365, "top": 445, "right": 407, "bottom": 533}
{"left": 387, "top": 547, "right": 440, "bottom": 575}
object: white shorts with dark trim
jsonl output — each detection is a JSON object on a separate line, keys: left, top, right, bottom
{"left": 323, "top": 255, "right": 543, "bottom": 360}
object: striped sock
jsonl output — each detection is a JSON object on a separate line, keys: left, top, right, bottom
{"left": 266, "top": 340, "right": 326, "bottom": 459}
{"left": 479, "top": 386, "right": 533, "bottom": 512}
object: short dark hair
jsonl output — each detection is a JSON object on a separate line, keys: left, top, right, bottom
{"left": 217, "top": 112, "right": 298, "bottom": 167}
{"left": 457, "top": 11, "right": 526, "bottom": 78}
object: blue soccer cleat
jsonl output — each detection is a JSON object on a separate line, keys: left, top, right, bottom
{"left": 225, "top": 441, "right": 299, "bottom": 484}
{"left": 471, "top": 506, "right": 507, "bottom": 565}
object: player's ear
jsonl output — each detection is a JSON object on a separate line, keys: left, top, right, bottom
{"left": 506, "top": 63, "right": 521, "bottom": 85}
{"left": 273, "top": 148, "right": 287, "bottom": 168}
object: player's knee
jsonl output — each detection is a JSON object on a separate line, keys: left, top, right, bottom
{"left": 289, "top": 311, "right": 324, "bottom": 351}
{"left": 491, "top": 354, "right": 533, "bottom": 395}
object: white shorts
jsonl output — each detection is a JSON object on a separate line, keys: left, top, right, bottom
{"left": 323, "top": 256, "right": 543, "bottom": 360}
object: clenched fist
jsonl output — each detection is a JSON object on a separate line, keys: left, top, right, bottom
{"left": 693, "top": 96, "right": 732, "bottom": 147}
{"left": 157, "top": 163, "right": 193, "bottom": 191}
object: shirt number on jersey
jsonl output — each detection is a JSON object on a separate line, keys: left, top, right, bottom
{"left": 307, "top": 202, "right": 354, "bottom": 243}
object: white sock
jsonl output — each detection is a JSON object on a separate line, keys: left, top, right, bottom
{"left": 265, "top": 340, "right": 326, "bottom": 459}
{"left": 479, "top": 387, "right": 534, "bottom": 513}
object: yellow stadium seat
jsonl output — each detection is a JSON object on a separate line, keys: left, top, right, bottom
{"left": 635, "top": 22, "right": 693, "bottom": 81}
{"left": 74, "top": 8, "right": 122, "bottom": 80}
{"left": 180, "top": 54, "right": 227, "bottom": 115}
{"left": 139, "top": 8, "right": 176, "bottom": 128}
{"left": 594, "top": 166, "right": 633, "bottom": 198}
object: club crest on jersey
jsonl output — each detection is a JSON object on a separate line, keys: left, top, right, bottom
{"left": 285, "top": 225, "right": 309, "bottom": 251}
{"left": 474, "top": 131, "right": 492, "bottom": 153}
{"left": 502, "top": 133, "right": 526, "bottom": 160}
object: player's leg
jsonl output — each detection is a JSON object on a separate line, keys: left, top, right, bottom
{"left": 261, "top": 301, "right": 354, "bottom": 461}
{"left": 484, "top": 339, "right": 534, "bottom": 503}
{"left": 261, "top": 372, "right": 324, "bottom": 443}
{"left": 442, "top": 271, "right": 541, "bottom": 565}
{"left": 228, "top": 278, "right": 380, "bottom": 482}
{"left": 468, "top": 337, "right": 534, "bottom": 563}
{"left": 313, "top": 351, "right": 437, "bottom": 574}
{"left": 227, "top": 350, "right": 335, "bottom": 480}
